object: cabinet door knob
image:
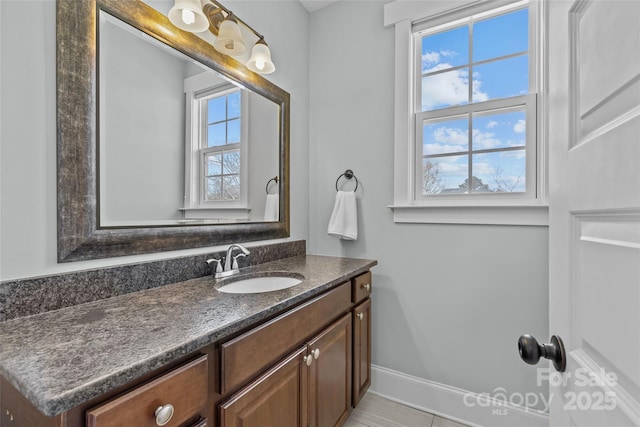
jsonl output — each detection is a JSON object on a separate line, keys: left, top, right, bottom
{"left": 361, "top": 283, "right": 371, "bottom": 291}
{"left": 154, "top": 404, "right": 175, "bottom": 426}
{"left": 356, "top": 312, "right": 364, "bottom": 320}
{"left": 303, "top": 355, "right": 313, "bottom": 366}
{"left": 312, "top": 348, "right": 320, "bottom": 360}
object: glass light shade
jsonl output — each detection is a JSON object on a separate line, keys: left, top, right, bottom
{"left": 247, "top": 39, "right": 275, "bottom": 74}
{"left": 168, "top": 0, "right": 209, "bottom": 33}
{"left": 213, "top": 15, "right": 246, "bottom": 56}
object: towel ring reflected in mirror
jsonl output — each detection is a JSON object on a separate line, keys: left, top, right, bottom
{"left": 335, "top": 169, "right": 358, "bottom": 192}
{"left": 266, "top": 176, "right": 279, "bottom": 194}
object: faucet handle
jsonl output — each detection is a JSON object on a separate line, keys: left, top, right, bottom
{"left": 232, "top": 253, "right": 247, "bottom": 270}
{"left": 206, "top": 258, "right": 223, "bottom": 274}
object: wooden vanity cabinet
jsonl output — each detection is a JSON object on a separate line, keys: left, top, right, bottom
{"left": 220, "top": 314, "right": 352, "bottom": 427}
{"left": 351, "top": 271, "right": 372, "bottom": 406}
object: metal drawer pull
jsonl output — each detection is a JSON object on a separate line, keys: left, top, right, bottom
{"left": 155, "top": 404, "right": 175, "bottom": 426}
{"left": 303, "top": 355, "right": 313, "bottom": 366}
{"left": 361, "top": 283, "right": 370, "bottom": 291}
{"left": 312, "top": 348, "right": 320, "bottom": 360}
{"left": 356, "top": 312, "right": 364, "bottom": 320}
{"left": 191, "top": 418, "right": 207, "bottom": 427}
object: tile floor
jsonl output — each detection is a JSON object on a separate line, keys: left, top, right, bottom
{"left": 345, "top": 393, "right": 469, "bottom": 427}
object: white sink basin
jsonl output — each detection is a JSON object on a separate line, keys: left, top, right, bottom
{"left": 215, "top": 273, "right": 304, "bottom": 294}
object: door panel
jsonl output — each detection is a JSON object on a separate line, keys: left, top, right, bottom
{"left": 549, "top": 0, "right": 640, "bottom": 425}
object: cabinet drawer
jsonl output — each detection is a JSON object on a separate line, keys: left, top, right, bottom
{"left": 86, "top": 355, "right": 208, "bottom": 427}
{"left": 352, "top": 272, "right": 372, "bottom": 304}
{"left": 221, "top": 282, "right": 351, "bottom": 394}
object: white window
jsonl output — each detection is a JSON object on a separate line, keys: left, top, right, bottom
{"left": 386, "top": 0, "right": 548, "bottom": 225}
{"left": 183, "top": 74, "right": 249, "bottom": 221}
{"left": 200, "top": 88, "right": 242, "bottom": 202}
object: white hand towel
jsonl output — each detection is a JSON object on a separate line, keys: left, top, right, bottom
{"left": 327, "top": 191, "right": 358, "bottom": 240}
{"left": 264, "top": 193, "right": 279, "bottom": 221}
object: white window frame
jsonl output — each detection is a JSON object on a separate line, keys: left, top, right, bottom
{"left": 385, "top": 0, "right": 548, "bottom": 225}
{"left": 182, "top": 72, "right": 250, "bottom": 221}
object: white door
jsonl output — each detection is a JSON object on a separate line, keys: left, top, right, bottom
{"left": 548, "top": 0, "right": 640, "bottom": 425}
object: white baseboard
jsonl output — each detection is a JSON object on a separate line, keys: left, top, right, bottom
{"left": 369, "top": 365, "right": 549, "bottom": 427}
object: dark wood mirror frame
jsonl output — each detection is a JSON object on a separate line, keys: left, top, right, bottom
{"left": 57, "top": 0, "right": 290, "bottom": 262}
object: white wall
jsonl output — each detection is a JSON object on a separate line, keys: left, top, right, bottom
{"left": 0, "top": 0, "right": 309, "bottom": 280}
{"left": 100, "top": 16, "right": 185, "bottom": 225}
{"left": 248, "top": 93, "right": 280, "bottom": 222}
{"left": 308, "top": 0, "right": 549, "bottom": 413}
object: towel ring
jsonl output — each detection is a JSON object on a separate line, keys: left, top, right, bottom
{"left": 265, "top": 176, "right": 279, "bottom": 194}
{"left": 335, "top": 169, "right": 358, "bottom": 192}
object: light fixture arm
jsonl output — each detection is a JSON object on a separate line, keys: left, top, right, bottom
{"left": 205, "top": 0, "right": 264, "bottom": 40}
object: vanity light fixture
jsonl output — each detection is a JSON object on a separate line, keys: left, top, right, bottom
{"left": 213, "top": 12, "right": 246, "bottom": 55}
{"left": 168, "top": 0, "right": 276, "bottom": 74}
{"left": 247, "top": 37, "right": 275, "bottom": 74}
{"left": 167, "top": 0, "right": 209, "bottom": 33}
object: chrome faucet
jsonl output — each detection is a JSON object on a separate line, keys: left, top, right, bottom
{"left": 207, "top": 244, "right": 251, "bottom": 279}
{"left": 224, "top": 244, "right": 250, "bottom": 272}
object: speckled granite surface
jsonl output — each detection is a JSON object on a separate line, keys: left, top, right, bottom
{"left": 0, "top": 255, "right": 376, "bottom": 417}
{"left": 0, "top": 240, "right": 305, "bottom": 321}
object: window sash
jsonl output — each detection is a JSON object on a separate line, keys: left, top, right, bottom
{"left": 414, "top": 2, "right": 532, "bottom": 114}
{"left": 414, "top": 94, "right": 537, "bottom": 201}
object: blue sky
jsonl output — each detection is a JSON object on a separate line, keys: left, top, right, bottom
{"left": 419, "top": 8, "right": 529, "bottom": 194}
{"left": 207, "top": 91, "right": 241, "bottom": 147}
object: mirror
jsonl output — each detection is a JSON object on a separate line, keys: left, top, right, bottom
{"left": 57, "top": 0, "right": 290, "bottom": 262}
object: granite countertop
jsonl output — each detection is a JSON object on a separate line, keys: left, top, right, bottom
{"left": 0, "top": 255, "right": 376, "bottom": 417}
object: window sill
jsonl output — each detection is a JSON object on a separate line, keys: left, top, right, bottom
{"left": 388, "top": 203, "right": 549, "bottom": 226}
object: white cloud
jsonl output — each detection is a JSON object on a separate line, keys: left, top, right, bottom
{"left": 513, "top": 119, "right": 526, "bottom": 133}
{"left": 486, "top": 121, "right": 499, "bottom": 129}
{"left": 422, "top": 50, "right": 459, "bottom": 69}
{"left": 433, "top": 126, "right": 467, "bottom": 146}
{"left": 472, "top": 129, "right": 501, "bottom": 150}
{"left": 424, "top": 126, "right": 466, "bottom": 155}
{"left": 422, "top": 65, "right": 488, "bottom": 110}
{"left": 422, "top": 52, "right": 441, "bottom": 66}
{"left": 425, "top": 126, "right": 505, "bottom": 153}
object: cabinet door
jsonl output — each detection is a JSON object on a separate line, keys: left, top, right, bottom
{"left": 220, "top": 347, "right": 308, "bottom": 427}
{"left": 353, "top": 298, "right": 371, "bottom": 407}
{"left": 307, "top": 314, "right": 352, "bottom": 427}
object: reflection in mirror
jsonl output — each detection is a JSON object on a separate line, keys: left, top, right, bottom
{"left": 99, "top": 12, "right": 279, "bottom": 226}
